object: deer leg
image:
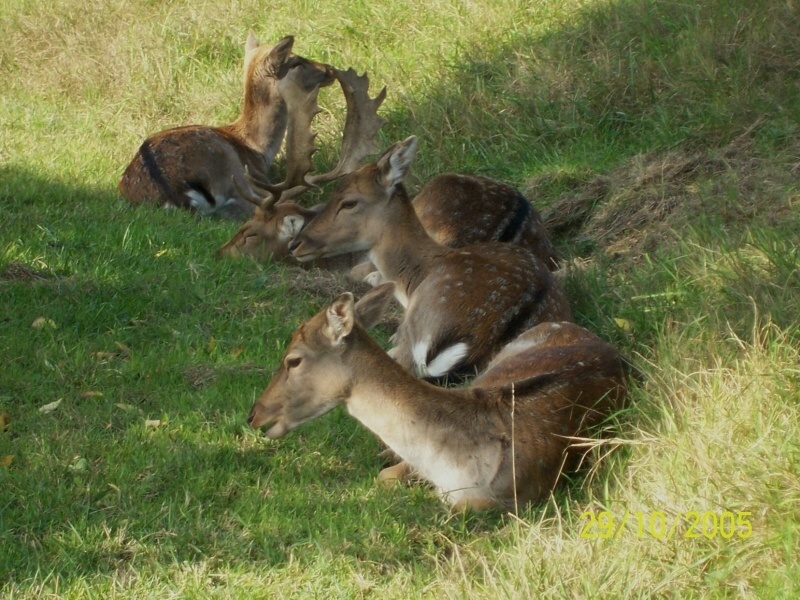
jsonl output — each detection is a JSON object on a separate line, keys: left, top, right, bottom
{"left": 451, "top": 497, "right": 500, "bottom": 513}
{"left": 377, "top": 460, "right": 412, "bottom": 487}
{"left": 348, "top": 260, "right": 378, "bottom": 283}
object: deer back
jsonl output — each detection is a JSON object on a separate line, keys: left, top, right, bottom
{"left": 118, "top": 34, "right": 334, "bottom": 220}
{"left": 391, "top": 241, "right": 572, "bottom": 378}
{"left": 413, "top": 174, "right": 559, "bottom": 270}
{"left": 469, "top": 321, "right": 629, "bottom": 506}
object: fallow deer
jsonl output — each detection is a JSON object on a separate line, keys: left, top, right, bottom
{"left": 118, "top": 33, "right": 335, "bottom": 220}
{"left": 216, "top": 66, "right": 387, "bottom": 267}
{"left": 288, "top": 136, "right": 573, "bottom": 378}
{"left": 218, "top": 172, "right": 559, "bottom": 271}
{"left": 247, "top": 292, "right": 628, "bottom": 512}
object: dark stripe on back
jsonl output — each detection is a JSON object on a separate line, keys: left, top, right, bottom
{"left": 496, "top": 281, "right": 549, "bottom": 348}
{"left": 497, "top": 193, "right": 531, "bottom": 243}
{"left": 139, "top": 139, "right": 179, "bottom": 205}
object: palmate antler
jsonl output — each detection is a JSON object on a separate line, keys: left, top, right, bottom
{"left": 243, "top": 67, "right": 387, "bottom": 211}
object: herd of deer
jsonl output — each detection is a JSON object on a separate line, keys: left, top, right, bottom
{"left": 118, "top": 34, "right": 629, "bottom": 513}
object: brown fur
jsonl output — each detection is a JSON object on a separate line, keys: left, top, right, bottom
{"left": 289, "top": 137, "right": 572, "bottom": 378}
{"left": 247, "top": 294, "right": 627, "bottom": 512}
{"left": 118, "top": 34, "right": 334, "bottom": 220}
{"left": 218, "top": 172, "right": 559, "bottom": 269}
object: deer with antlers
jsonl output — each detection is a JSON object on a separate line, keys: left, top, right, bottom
{"left": 216, "top": 66, "right": 387, "bottom": 263}
{"left": 118, "top": 33, "right": 335, "bottom": 220}
{"left": 219, "top": 171, "right": 559, "bottom": 272}
{"left": 287, "top": 136, "right": 573, "bottom": 379}
{"left": 247, "top": 292, "right": 628, "bottom": 512}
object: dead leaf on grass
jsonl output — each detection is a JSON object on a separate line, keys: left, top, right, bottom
{"left": 31, "top": 317, "right": 57, "bottom": 330}
{"left": 80, "top": 391, "right": 103, "bottom": 398}
{"left": 614, "top": 318, "right": 632, "bottom": 331}
{"left": 69, "top": 457, "right": 88, "bottom": 472}
{"left": 39, "top": 399, "right": 62, "bottom": 414}
{"left": 0, "top": 455, "right": 13, "bottom": 468}
{"left": 144, "top": 419, "right": 162, "bottom": 428}
{"left": 0, "top": 411, "right": 10, "bottom": 432}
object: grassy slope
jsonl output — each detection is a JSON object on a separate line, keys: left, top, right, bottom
{"left": 1, "top": 0, "right": 799, "bottom": 597}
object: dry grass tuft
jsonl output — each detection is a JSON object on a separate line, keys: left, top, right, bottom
{"left": 542, "top": 128, "right": 800, "bottom": 256}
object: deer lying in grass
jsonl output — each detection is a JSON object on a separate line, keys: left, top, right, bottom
{"left": 247, "top": 292, "right": 628, "bottom": 512}
{"left": 218, "top": 172, "right": 559, "bottom": 272}
{"left": 118, "top": 33, "right": 334, "bottom": 220}
{"left": 288, "top": 136, "right": 573, "bottom": 378}
{"left": 217, "top": 66, "right": 387, "bottom": 265}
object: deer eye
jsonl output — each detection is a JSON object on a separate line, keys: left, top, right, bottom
{"left": 339, "top": 199, "right": 358, "bottom": 211}
{"left": 286, "top": 356, "right": 302, "bottom": 370}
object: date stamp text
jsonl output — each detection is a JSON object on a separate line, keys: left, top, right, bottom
{"left": 580, "top": 510, "right": 753, "bottom": 540}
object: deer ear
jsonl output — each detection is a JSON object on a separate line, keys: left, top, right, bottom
{"left": 267, "top": 35, "right": 295, "bottom": 74}
{"left": 376, "top": 136, "right": 418, "bottom": 193}
{"left": 246, "top": 30, "right": 259, "bottom": 54}
{"left": 324, "top": 292, "right": 355, "bottom": 345}
{"left": 354, "top": 283, "right": 395, "bottom": 329}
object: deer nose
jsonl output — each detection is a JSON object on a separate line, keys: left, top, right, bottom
{"left": 246, "top": 409, "right": 255, "bottom": 424}
{"left": 287, "top": 238, "right": 301, "bottom": 253}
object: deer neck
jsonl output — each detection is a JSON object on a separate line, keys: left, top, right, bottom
{"left": 369, "top": 191, "right": 447, "bottom": 299}
{"left": 226, "top": 89, "right": 288, "bottom": 166}
{"left": 342, "top": 330, "right": 475, "bottom": 456}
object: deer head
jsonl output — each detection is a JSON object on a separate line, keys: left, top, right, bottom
{"left": 218, "top": 68, "right": 387, "bottom": 258}
{"left": 247, "top": 291, "right": 383, "bottom": 437}
{"left": 288, "top": 136, "right": 419, "bottom": 261}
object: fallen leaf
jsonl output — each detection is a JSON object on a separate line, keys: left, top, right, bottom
{"left": 144, "top": 419, "right": 161, "bottom": 428}
{"left": 206, "top": 337, "right": 217, "bottom": 353}
{"left": 0, "top": 411, "right": 10, "bottom": 432}
{"left": 154, "top": 249, "right": 168, "bottom": 258}
{"left": 80, "top": 391, "right": 103, "bottom": 398}
{"left": 614, "top": 317, "right": 632, "bottom": 332}
{"left": 115, "top": 342, "right": 131, "bottom": 356}
{"left": 188, "top": 262, "right": 201, "bottom": 280}
{"left": 69, "top": 457, "right": 88, "bottom": 472}
{"left": 31, "top": 316, "right": 57, "bottom": 330}
{"left": 0, "top": 455, "right": 13, "bottom": 468}
{"left": 231, "top": 345, "right": 245, "bottom": 359}
{"left": 39, "top": 399, "right": 62, "bottom": 414}
{"left": 115, "top": 403, "right": 135, "bottom": 411}
{"left": 94, "top": 351, "right": 117, "bottom": 359}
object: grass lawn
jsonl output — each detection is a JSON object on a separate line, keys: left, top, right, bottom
{"left": 2, "top": 0, "right": 799, "bottom": 596}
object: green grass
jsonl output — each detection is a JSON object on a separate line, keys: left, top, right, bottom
{"left": 2, "top": 0, "right": 799, "bottom": 596}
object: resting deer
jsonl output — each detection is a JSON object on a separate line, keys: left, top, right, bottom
{"left": 247, "top": 292, "right": 628, "bottom": 512}
{"left": 288, "top": 136, "right": 573, "bottom": 378}
{"left": 118, "top": 33, "right": 334, "bottom": 220}
{"left": 217, "top": 67, "right": 386, "bottom": 265}
{"left": 218, "top": 172, "right": 559, "bottom": 271}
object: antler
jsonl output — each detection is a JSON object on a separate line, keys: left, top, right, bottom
{"left": 305, "top": 68, "right": 388, "bottom": 185}
{"left": 243, "top": 67, "right": 387, "bottom": 207}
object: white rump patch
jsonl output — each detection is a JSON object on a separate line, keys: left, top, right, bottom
{"left": 419, "top": 342, "right": 470, "bottom": 378}
{"left": 186, "top": 190, "right": 215, "bottom": 215}
{"left": 412, "top": 338, "right": 431, "bottom": 373}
